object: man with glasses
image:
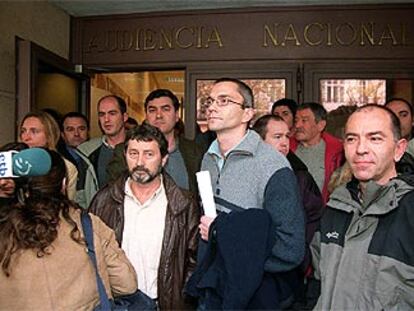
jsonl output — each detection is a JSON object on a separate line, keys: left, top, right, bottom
{"left": 197, "top": 78, "right": 305, "bottom": 309}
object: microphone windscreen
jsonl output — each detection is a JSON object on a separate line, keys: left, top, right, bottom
{"left": 13, "top": 148, "right": 52, "bottom": 177}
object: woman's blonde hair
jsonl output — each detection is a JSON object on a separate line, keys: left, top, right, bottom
{"left": 19, "top": 111, "right": 61, "bottom": 150}
{"left": 327, "top": 162, "right": 353, "bottom": 194}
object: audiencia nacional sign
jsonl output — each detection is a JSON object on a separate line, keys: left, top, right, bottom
{"left": 72, "top": 5, "right": 414, "bottom": 65}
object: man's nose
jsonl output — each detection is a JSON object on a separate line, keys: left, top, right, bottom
{"left": 207, "top": 102, "right": 218, "bottom": 113}
{"left": 135, "top": 154, "right": 145, "bottom": 166}
{"left": 356, "top": 139, "right": 368, "bottom": 154}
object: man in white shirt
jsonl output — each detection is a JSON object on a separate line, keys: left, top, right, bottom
{"left": 89, "top": 123, "right": 199, "bottom": 309}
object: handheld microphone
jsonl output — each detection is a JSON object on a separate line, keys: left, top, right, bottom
{"left": 0, "top": 148, "right": 52, "bottom": 178}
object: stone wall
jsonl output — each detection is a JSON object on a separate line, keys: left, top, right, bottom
{"left": 0, "top": 1, "right": 70, "bottom": 146}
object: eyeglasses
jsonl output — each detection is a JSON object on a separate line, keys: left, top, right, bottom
{"left": 205, "top": 96, "right": 245, "bottom": 109}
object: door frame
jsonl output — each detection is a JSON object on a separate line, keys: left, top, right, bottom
{"left": 16, "top": 39, "right": 90, "bottom": 125}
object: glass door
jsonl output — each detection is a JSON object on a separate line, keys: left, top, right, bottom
{"left": 89, "top": 70, "right": 185, "bottom": 138}
{"left": 303, "top": 62, "right": 414, "bottom": 138}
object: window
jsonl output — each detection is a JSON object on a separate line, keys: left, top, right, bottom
{"left": 320, "top": 79, "right": 386, "bottom": 112}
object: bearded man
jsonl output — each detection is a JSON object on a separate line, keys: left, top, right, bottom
{"left": 89, "top": 123, "right": 199, "bottom": 310}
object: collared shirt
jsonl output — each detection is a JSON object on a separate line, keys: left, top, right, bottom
{"left": 101, "top": 135, "right": 115, "bottom": 149}
{"left": 207, "top": 130, "right": 250, "bottom": 171}
{"left": 65, "top": 145, "right": 81, "bottom": 165}
{"left": 121, "top": 177, "right": 167, "bottom": 299}
{"left": 165, "top": 140, "right": 189, "bottom": 190}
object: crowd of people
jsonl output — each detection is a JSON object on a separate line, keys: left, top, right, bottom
{"left": 1, "top": 78, "right": 414, "bottom": 310}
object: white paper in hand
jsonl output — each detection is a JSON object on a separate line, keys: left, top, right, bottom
{"left": 196, "top": 171, "right": 217, "bottom": 218}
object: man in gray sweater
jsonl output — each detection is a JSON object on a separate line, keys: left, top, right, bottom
{"left": 198, "top": 78, "right": 305, "bottom": 308}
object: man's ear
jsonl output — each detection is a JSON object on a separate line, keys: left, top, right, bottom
{"left": 123, "top": 112, "right": 129, "bottom": 123}
{"left": 175, "top": 109, "right": 180, "bottom": 123}
{"left": 317, "top": 119, "right": 327, "bottom": 132}
{"left": 394, "top": 138, "right": 408, "bottom": 162}
{"left": 242, "top": 108, "right": 256, "bottom": 124}
{"left": 162, "top": 154, "right": 169, "bottom": 167}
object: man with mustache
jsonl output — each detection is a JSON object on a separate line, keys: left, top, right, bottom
{"left": 310, "top": 104, "right": 414, "bottom": 309}
{"left": 89, "top": 123, "right": 199, "bottom": 310}
{"left": 291, "top": 102, "right": 344, "bottom": 203}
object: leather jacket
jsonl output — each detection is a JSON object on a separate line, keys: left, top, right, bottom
{"left": 89, "top": 172, "right": 200, "bottom": 310}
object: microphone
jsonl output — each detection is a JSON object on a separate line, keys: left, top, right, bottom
{"left": 0, "top": 148, "right": 52, "bottom": 178}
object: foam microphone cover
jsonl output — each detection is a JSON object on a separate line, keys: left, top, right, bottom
{"left": 13, "top": 148, "right": 52, "bottom": 177}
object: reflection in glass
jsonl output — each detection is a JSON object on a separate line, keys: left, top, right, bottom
{"left": 196, "top": 79, "right": 286, "bottom": 131}
{"left": 320, "top": 79, "right": 386, "bottom": 112}
{"left": 90, "top": 71, "right": 185, "bottom": 137}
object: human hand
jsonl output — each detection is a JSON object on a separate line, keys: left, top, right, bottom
{"left": 199, "top": 215, "right": 215, "bottom": 241}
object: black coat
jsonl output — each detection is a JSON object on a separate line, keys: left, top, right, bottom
{"left": 186, "top": 209, "right": 283, "bottom": 310}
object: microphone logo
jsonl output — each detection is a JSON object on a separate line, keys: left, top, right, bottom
{"left": 14, "top": 157, "right": 33, "bottom": 176}
{"left": 0, "top": 154, "right": 7, "bottom": 177}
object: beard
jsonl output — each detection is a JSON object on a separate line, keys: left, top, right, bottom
{"left": 129, "top": 164, "right": 163, "bottom": 184}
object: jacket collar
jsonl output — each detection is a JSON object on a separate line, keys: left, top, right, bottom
{"left": 163, "top": 172, "right": 192, "bottom": 216}
{"left": 109, "top": 171, "right": 191, "bottom": 216}
{"left": 328, "top": 177, "right": 414, "bottom": 216}
{"left": 208, "top": 130, "right": 261, "bottom": 158}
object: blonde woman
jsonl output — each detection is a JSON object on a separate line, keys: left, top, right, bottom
{"left": 19, "top": 111, "right": 78, "bottom": 200}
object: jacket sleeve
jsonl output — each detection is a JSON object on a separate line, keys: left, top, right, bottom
{"left": 298, "top": 171, "right": 324, "bottom": 242}
{"left": 91, "top": 214, "right": 138, "bottom": 297}
{"left": 297, "top": 170, "right": 324, "bottom": 269}
{"left": 263, "top": 167, "right": 305, "bottom": 272}
{"left": 307, "top": 230, "right": 322, "bottom": 307}
{"left": 64, "top": 158, "right": 78, "bottom": 201}
{"left": 309, "top": 230, "right": 321, "bottom": 281}
{"left": 184, "top": 196, "right": 201, "bottom": 283}
{"left": 88, "top": 192, "right": 100, "bottom": 215}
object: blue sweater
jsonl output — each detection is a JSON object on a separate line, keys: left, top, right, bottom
{"left": 201, "top": 130, "right": 305, "bottom": 272}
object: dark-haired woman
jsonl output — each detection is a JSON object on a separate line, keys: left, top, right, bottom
{"left": 0, "top": 150, "right": 137, "bottom": 310}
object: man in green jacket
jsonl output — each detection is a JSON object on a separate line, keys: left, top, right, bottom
{"left": 311, "top": 104, "right": 414, "bottom": 310}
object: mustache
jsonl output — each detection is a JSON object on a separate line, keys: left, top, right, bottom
{"left": 131, "top": 165, "right": 151, "bottom": 175}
